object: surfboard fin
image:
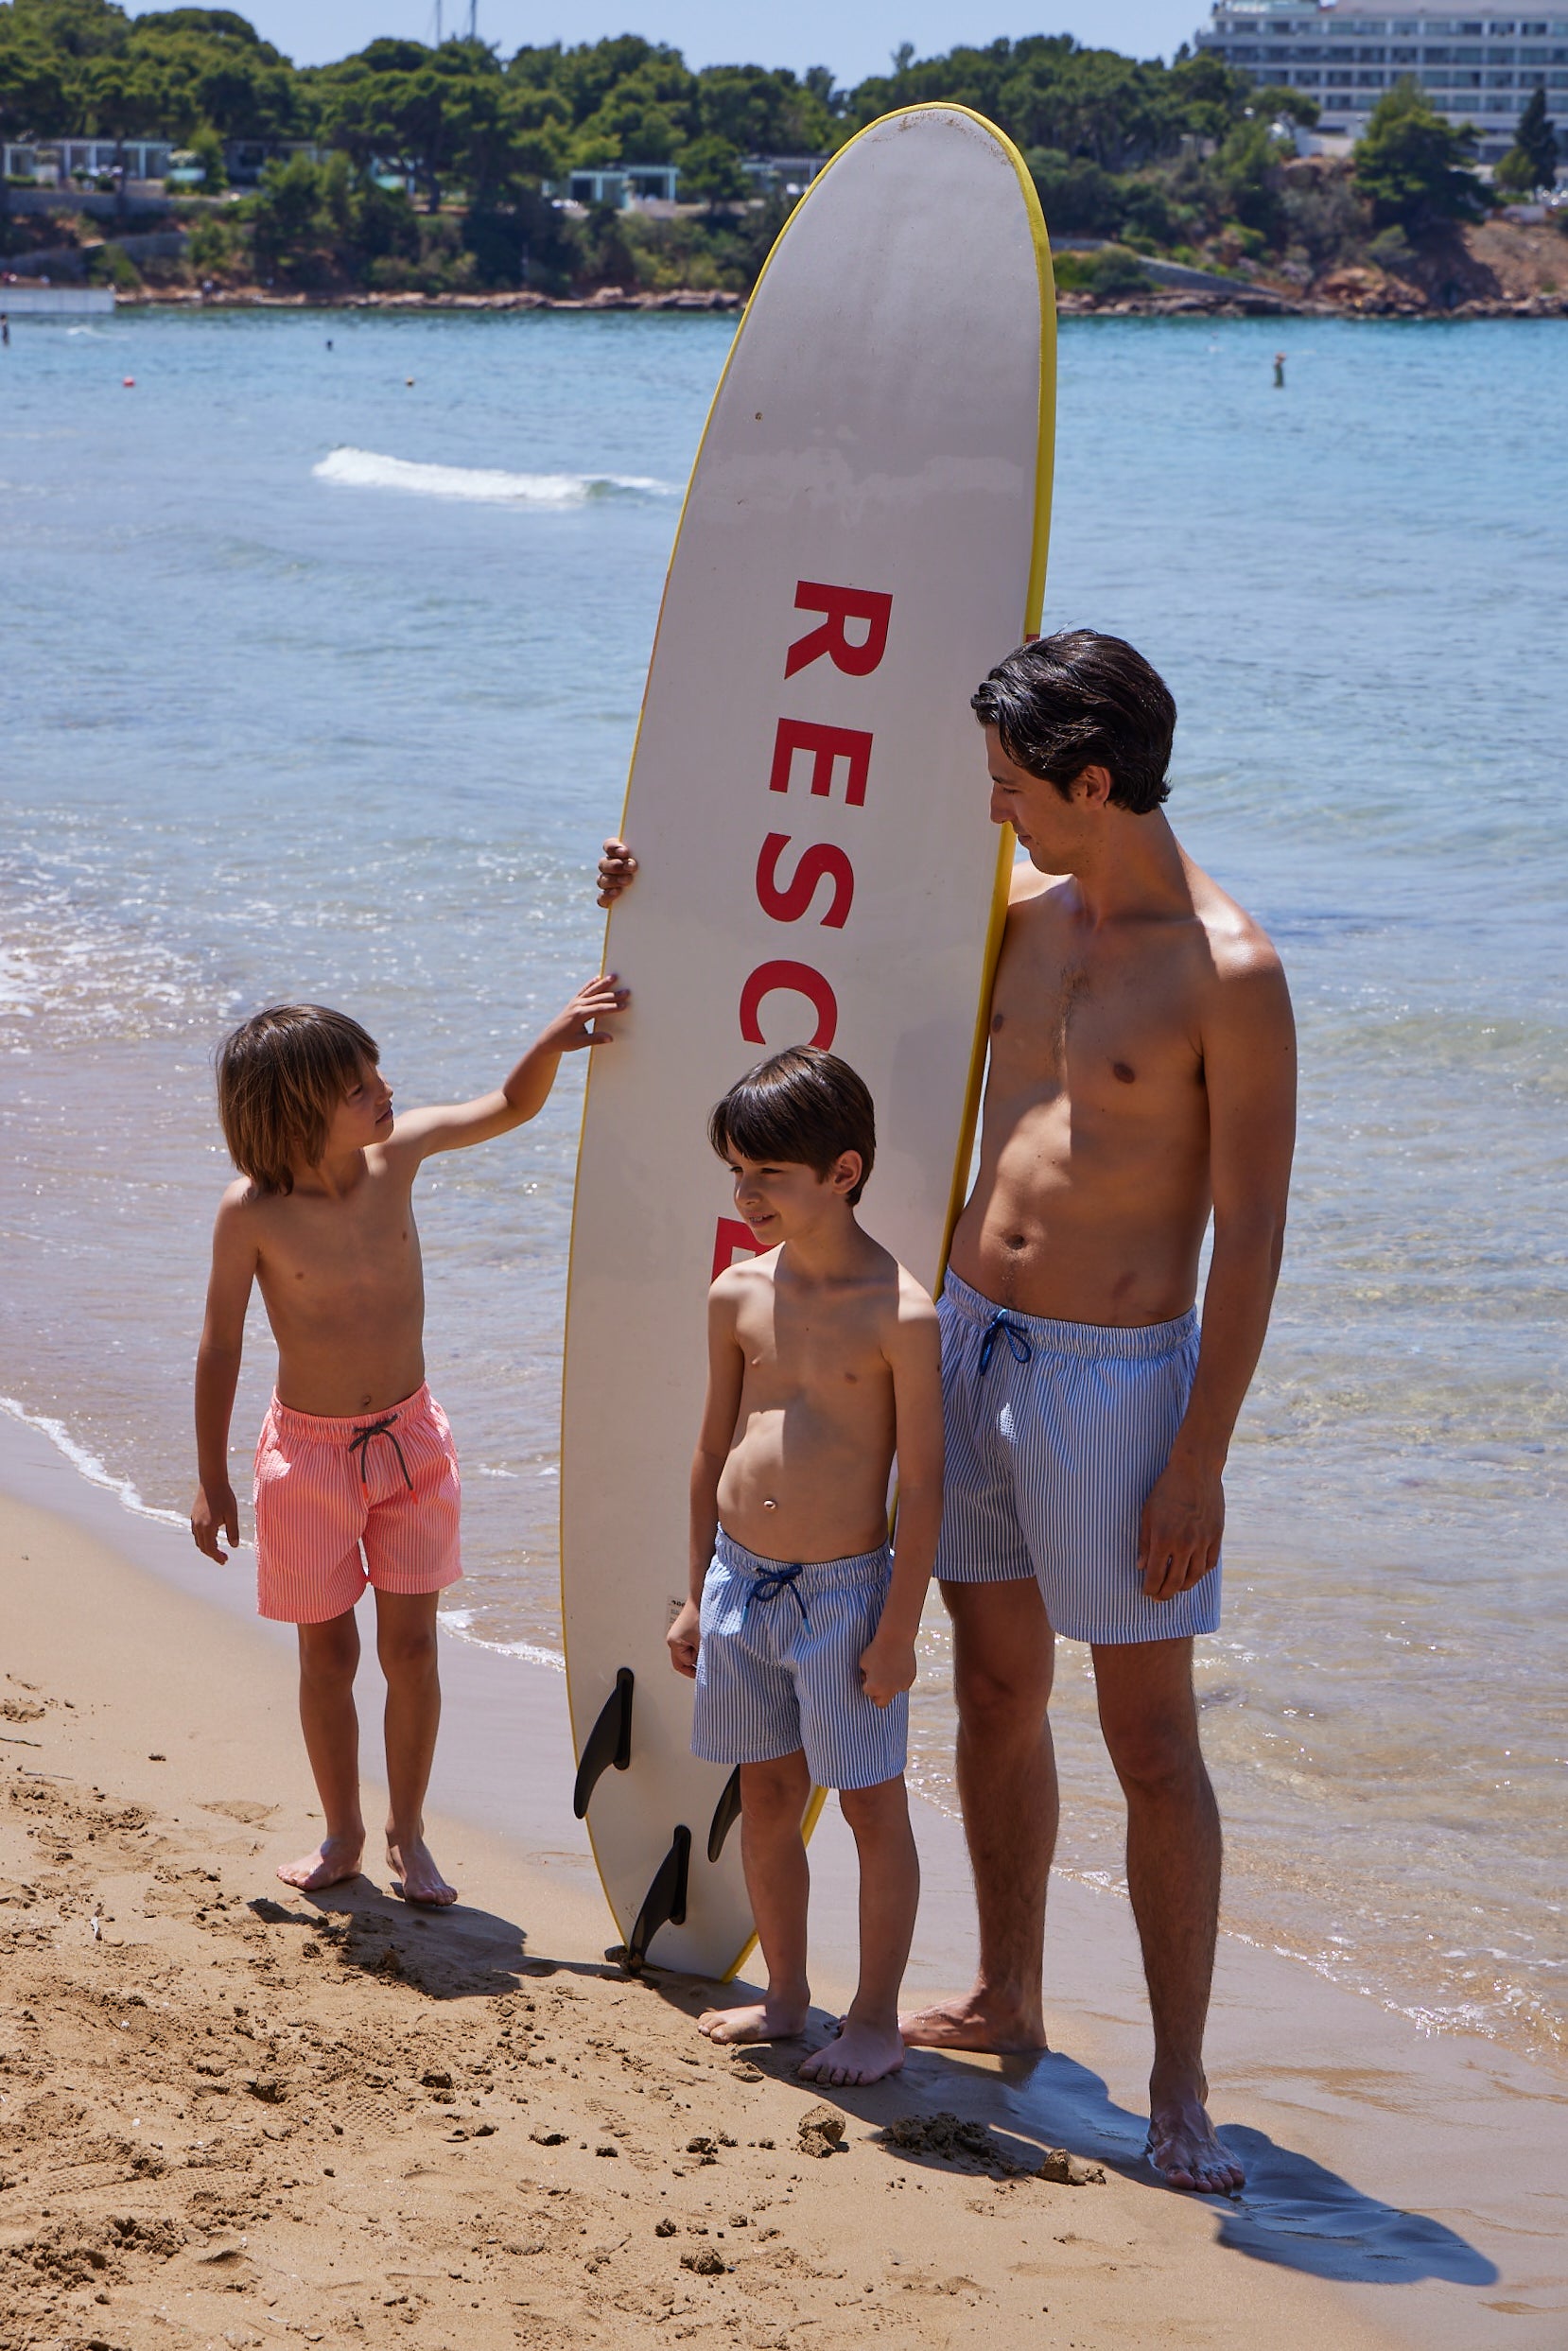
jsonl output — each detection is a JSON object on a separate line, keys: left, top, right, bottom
{"left": 706, "top": 1767, "right": 742, "bottom": 1864}
{"left": 625, "top": 1825, "right": 691, "bottom": 1973}
{"left": 572, "top": 1667, "right": 634, "bottom": 1819}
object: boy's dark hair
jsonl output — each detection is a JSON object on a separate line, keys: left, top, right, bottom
{"left": 217, "top": 1003, "right": 380, "bottom": 1195}
{"left": 971, "top": 629, "right": 1176, "bottom": 814}
{"left": 708, "top": 1047, "right": 876, "bottom": 1207}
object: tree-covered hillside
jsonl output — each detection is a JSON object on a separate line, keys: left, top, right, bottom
{"left": 4, "top": 1, "right": 1538, "bottom": 303}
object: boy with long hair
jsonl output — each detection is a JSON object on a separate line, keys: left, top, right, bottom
{"left": 191, "top": 977, "right": 625, "bottom": 1903}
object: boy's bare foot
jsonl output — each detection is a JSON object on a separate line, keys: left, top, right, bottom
{"left": 387, "top": 1835, "right": 457, "bottom": 1907}
{"left": 276, "top": 1834, "right": 364, "bottom": 1892}
{"left": 798, "top": 2016, "right": 905, "bottom": 2087}
{"left": 1145, "top": 2091, "right": 1246, "bottom": 2194}
{"left": 898, "top": 1989, "right": 1048, "bottom": 2053}
{"left": 697, "top": 1996, "right": 809, "bottom": 2046}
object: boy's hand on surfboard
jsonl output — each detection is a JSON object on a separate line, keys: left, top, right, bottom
{"left": 596, "top": 838, "right": 638, "bottom": 907}
{"left": 191, "top": 1479, "right": 239, "bottom": 1564}
{"left": 542, "top": 974, "right": 630, "bottom": 1053}
{"left": 667, "top": 1598, "right": 702, "bottom": 1679}
{"left": 859, "top": 1630, "right": 917, "bottom": 1710}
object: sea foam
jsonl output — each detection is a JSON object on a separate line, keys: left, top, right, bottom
{"left": 313, "top": 446, "right": 674, "bottom": 508}
{"left": 0, "top": 1394, "right": 192, "bottom": 1533}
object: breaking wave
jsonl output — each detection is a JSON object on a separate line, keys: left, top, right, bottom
{"left": 313, "top": 446, "right": 675, "bottom": 508}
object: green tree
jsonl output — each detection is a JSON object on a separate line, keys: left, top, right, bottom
{"left": 7, "top": 0, "right": 130, "bottom": 66}
{"left": 1024, "top": 146, "right": 1123, "bottom": 235}
{"left": 1353, "top": 77, "right": 1490, "bottom": 229}
{"left": 1494, "top": 87, "right": 1559, "bottom": 194}
{"left": 322, "top": 44, "right": 502, "bottom": 212}
{"left": 0, "top": 22, "right": 73, "bottom": 140}
{"left": 186, "top": 118, "right": 226, "bottom": 185}
{"left": 678, "top": 131, "right": 747, "bottom": 203}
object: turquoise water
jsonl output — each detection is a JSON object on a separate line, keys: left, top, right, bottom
{"left": 1, "top": 307, "right": 1564, "bottom": 2061}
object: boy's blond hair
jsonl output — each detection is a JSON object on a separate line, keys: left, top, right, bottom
{"left": 217, "top": 1004, "right": 379, "bottom": 1195}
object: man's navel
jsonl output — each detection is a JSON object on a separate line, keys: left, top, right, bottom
{"left": 1112, "top": 1061, "right": 1136, "bottom": 1085}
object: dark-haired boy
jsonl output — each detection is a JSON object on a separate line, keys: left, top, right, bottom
{"left": 667, "top": 1047, "right": 942, "bottom": 2088}
{"left": 190, "top": 980, "right": 626, "bottom": 1903}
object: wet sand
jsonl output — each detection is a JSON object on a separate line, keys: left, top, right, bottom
{"left": 2, "top": 1412, "right": 1565, "bottom": 2349}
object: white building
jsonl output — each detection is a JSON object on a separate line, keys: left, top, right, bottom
{"left": 1193, "top": 1, "right": 1568, "bottom": 160}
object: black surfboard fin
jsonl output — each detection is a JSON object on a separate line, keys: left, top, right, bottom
{"left": 572, "top": 1667, "right": 634, "bottom": 1820}
{"left": 625, "top": 1825, "right": 691, "bottom": 1974}
{"left": 706, "top": 1767, "right": 742, "bottom": 1864}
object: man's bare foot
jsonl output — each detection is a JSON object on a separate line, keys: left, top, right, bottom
{"left": 276, "top": 1834, "right": 363, "bottom": 1892}
{"left": 387, "top": 1835, "right": 457, "bottom": 1907}
{"left": 898, "top": 1989, "right": 1048, "bottom": 2054}
{"left": 799, "top": 2017, "right": 905, "bottom": 2087}
{"left": 1145, "top": 2092, "right": 1246, "bottom": 2194}
{"left": 697, "top": 1996, "right": 808, "bottom": 2046}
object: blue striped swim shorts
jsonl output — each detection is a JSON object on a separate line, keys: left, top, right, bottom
{"left": 690, "top": 1528, "right": 908, "bottom": 1792}
{"left": 933, "top": 1271, "right": 1221, "bottom": 1646}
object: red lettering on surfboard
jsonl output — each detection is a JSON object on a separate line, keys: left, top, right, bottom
{"left": 785, "top": 582, "right": 893, "bottom": 680}
{"left": 768, "top": 718, "right": 872, "bottom": 808}
{"left": 712, "top": 1217, "right": 761, "bottom": 1280}
{"left": 739, "top": 959, "right": 838, "bottom": 1050}
{"left": 755, "top": 831, "right": 853, "bottom": 931}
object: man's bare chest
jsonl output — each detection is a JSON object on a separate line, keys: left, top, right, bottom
{"left": 988, "top": 928, "right": 1202, "bottom": 1104}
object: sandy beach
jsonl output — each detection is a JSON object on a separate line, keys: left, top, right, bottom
{"left": 3, "top": 1412, "right": 1565, "bottom": 2351}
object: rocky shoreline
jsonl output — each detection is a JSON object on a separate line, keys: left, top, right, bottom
{"left": 108, "top": 279, "right": 1568, "bottom": 321}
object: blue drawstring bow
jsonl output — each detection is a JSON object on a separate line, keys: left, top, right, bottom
{"left": 741, "top": 1560, "right": 810, "bottom": 1631}
{"left": 977, "top": 1312, "right": 1034, "bottom": 1375}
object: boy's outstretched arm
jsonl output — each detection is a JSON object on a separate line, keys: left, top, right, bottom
{"left": 191, "top": 1186, "right": 259, "bottom": 1564}
{"left": 670, "top": 1280, "right": 745, "bottom": 1680}
{"left": 387, "top": 974, "right": 629, "bottom": 1163}
{"left": 860, "top": 1280, "right": 944, "bottom": 1709}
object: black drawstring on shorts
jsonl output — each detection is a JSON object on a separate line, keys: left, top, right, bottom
{"left": 978, "top": 1312, "right": 1034, "bottom": 1375}
{"left": 348, "top": 1414, "right": 413, "bottom": 1491}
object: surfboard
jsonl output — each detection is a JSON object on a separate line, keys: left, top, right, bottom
{"left": 560, "top": 104, "right": 1056, "bottom": 1980}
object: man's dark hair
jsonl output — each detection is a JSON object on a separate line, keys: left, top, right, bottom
{"left": 708, "top": 1047, "right": 876, "bottom": 1207}
{"left": 971, "top": 629, "right": 1176, "bottom": 814}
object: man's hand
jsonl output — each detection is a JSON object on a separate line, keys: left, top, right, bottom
{"left": 667, "top": 1598, "right": 702, "bottom": 1680}
{"left": 1137, "top": 1454, "right": 1225, "bottom": 1601}
{"left": 192, "top": 1481, "right": 239, "bottom": 1564}
{"left": 859, "top": 1629, "right": 917, "bottom": 1710}
{"left": 597, "top": 838, "right": 638, "bottom": 907}
{"left": 536, "top": 973, "right": 630, "bottom": 1055}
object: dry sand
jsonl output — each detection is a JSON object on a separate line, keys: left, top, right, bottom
{"left": 1, "top": 1458, "right": 1563, "bottom": 2350}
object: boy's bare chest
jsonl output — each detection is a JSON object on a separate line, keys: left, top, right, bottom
{"left": 736, "top": 1298, "right": 888, "bottom": 1415}
{"left": 257, "top": 1176, "right": 423, "bottom": 1306}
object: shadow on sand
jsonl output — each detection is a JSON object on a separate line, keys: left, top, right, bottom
{"left": 644, "top": 1977, "right": 1498, "bottom": 2292}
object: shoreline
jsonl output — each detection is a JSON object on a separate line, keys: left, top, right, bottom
{"left": 48, "top": 284, "right": 1568, "bottom": 322}
{"left": 3, "top": 1406, "right": 1567, "bottom": 2345}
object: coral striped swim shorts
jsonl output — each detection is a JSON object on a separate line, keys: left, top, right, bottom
{"left": 253, "top": 1383, "right": 462, "bottom": 1626}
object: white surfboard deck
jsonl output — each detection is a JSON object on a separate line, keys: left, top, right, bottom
{"left": 560, "top": 105, "right": 1056, "bottom": 1980}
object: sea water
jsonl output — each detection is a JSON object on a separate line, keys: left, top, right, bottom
{"left": 1, "top": 307, "right": 1563, "bottom": 2064}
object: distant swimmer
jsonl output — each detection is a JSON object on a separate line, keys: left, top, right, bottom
{"left": 1, "top": 316, "right": 9, "bottom": 348}
{"left": 1274, "top": 350, "right": 1286, "bottom": 388}
{"left": 325, "top": 337, "right": 334, "bottom": 350}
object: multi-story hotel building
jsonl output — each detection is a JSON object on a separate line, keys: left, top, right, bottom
{"left": 1193, "top": 0, "right": 1568, "bottom": 161}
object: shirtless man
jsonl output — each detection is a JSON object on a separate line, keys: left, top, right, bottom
{"left": 601, "top": 628, "right": 1295, "bottom": 2191}
{"left": 189, "top": 979, "right": 626, "bottom": 1903}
